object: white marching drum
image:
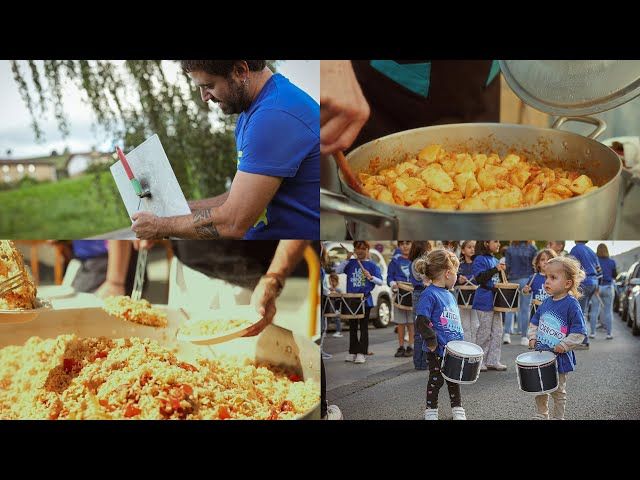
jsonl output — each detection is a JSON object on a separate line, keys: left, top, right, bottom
{"left": 323, "top": 293, "right": 365, "bottom": 319}
{"left": 515, "top": 350, "right": 559, "bottom": 394}
{"left": 393, "top": 281, "right": 414, "bottom": 311}
{"left": 440, "top": 340, "right": 484, "bottom": 384}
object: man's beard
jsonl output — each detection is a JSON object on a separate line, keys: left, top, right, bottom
{"left": 219, "top": 79, "right": 252, "bottom": 115}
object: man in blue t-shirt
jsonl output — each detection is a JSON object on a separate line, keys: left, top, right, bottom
{"left": 569, "top": 241, "right": 601, "bottom": 324}
{"left": 131, "top": 60, "right": 319, "bottom": 240}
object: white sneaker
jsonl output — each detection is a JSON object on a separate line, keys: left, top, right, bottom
{"left": 606, "top": 334, "right": 613, "bottom": 339}
{"left": 354, "top": 353, "right": 366, "bottom": 364}
{"left": 424, "top": 408, "right": 439, "bottom": 420}
{"left": 345, "top": 354, "right": 356, "bottom": 362}
{"left": 589, "top": 333, "right": 596, "bottom": 339}
{"left": 451, "top": 406, "right": 466, "bottom": 420}
{"left": 532, "top": 413, "right": 549, "bottom": 420}
{"left": 325, "top": 404, "right": 343, "bottom": 420}
{"left": 332, "top": 332, "right": 343, "bottom": 338}
{"left": 520, "top": 337, "right": 529, "bottom": 346}
{"left": 503, "top": 333, "right": 511, "bottom": 344}
{"left": 321, "top": 352, "right": 333, "bottom": 360}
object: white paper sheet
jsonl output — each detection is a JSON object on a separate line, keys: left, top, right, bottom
{"left": 110, "top": 134, "right": 191, "bottom": 221}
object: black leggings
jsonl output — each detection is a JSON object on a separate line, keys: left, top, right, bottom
{"left": 426, "top": 352, "right": 461, "bottom": 409}
{"left": 348, "top": 306, "right": 371, "bottom": 355}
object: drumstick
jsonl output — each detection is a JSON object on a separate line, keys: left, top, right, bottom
{"left": 340, "top": 243, "right": 369, "bottom": 278}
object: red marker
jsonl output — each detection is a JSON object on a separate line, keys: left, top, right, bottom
{"left": 116, "top": 146, "right": 144, "bottom": 196}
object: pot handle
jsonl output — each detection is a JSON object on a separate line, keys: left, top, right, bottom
{"left": 551, "top": 116, "right": 607, "bottom": 140}
{"left": 320, "top": 188, "right": 399, "bottom": 237}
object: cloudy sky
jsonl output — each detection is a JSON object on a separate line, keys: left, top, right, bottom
{"left": 0, "top": 60, "right": 319, "bottom": 159}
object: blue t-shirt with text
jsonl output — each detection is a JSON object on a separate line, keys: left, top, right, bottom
{"left": 531, "top": 295, "right": 587, "bottom": 373}
{"left": 387, "top": 256, "right": 412, "bottom": 284}
{"left": 528, "top": 273, "right": 550, "bottom": 304}
{"left": 416, "top": 285, "right": 464, "bottom": 356}
{"left": 472, "top": 254, "right": 500, "bottom": 311}
{"left": 343, "top": 259, "right": 381, "bottom": 308}
{"left": 235, "top": 74, "right": 319, "bottom": 240}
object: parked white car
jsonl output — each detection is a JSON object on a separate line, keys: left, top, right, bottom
{"left": 323, "top": 242, "right": 393, "bottom": 328}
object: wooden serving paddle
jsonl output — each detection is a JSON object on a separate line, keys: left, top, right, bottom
{"left": 335, "top": 151, "right": 365, "bottom": 195}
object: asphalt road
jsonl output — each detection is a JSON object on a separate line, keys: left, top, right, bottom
{"left": 324, "top": 313, "right": 640, "bottom": 420}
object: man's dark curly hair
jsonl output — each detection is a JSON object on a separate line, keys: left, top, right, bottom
{"left": 180, "top": 60, "right": 266, "bottom": 77}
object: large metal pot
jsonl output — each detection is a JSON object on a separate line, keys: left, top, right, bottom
{"left": 321, "top": 117, "right": 622, "bottom": 239}
{"left": 0, "top": 306, "right": 320, "bottom": 419}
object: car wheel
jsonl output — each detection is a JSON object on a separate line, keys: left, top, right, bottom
{"left": 373, "top": 297, "right": 391, "bottom": 328}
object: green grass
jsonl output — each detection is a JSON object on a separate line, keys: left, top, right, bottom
{"left": 0, "top": 173, "right": 130, "bottom": 238}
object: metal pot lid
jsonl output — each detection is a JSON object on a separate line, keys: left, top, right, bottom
{"left": 499, "top": 60, "right": 640, "bottom": 116}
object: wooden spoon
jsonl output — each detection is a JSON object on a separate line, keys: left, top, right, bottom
{"left": 334, "top": 151, "right": 365, "bottom": 195}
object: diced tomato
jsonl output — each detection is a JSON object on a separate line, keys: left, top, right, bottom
{"left": 99, "top": 399, "right": 116, "bottom": 412}
{"left": 124, "top": 404, "right": 141, "bottom": 418}
{"left": 63, "top": 358, "right": 78, "bottom": 374}
{"left": 281, "top": 400, "right": 294, "bottom": 412}
{"left": 95, "top": 351, "right": 108, "bottom": 359}
{"left": 178, "top": 362, "right": 197, "bottom": 372}
{"left": 267, "top": 408, "right": 279, "bottom": 420}
{"left": 140, "top": 373, "right": 152, "bottom": 386}
{"left": 181, "top": 384, "right": 193, "bottom": 396}
{"left": 288, "top": 373, "right": 302, "bottom": 382}
{"left": 170, "top": 397, "right": 181, "bottom": 410}
{"left": 218, "top": 405, "right": 231, "bottom": 419}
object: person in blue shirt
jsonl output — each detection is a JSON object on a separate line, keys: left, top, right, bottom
{"left": 504, "top": 241, "right": 538, "bottom": 346}
{"left": 588, "top": 243, "right": 618, "bottom": 340}
{"left": 131, "top": 60, "right": 319, "bottom": 240}
{"left": 527, "top": 256, "right": 588, "bottom": 420}
{"left": 409, "top": 241, "right": 432, "bottom": 370}
{"left": 523, "top": 249, "right": 557, "bottom": 320}
{"left": 388, "top": 241, "right": 414, "bottom": 358}
{"left": 472, "top": 240, "right": 507, "bottom": 371}
{"left": 568, "top": 241, "right": 601, "bottom": 324}
{"left": 456, "top": 240, "right": 479, "bottom": 343}
{"left": 414, "top": 249, "right": 467, "bottom": 420}
{"left": 335, "top": 241, "right": 383, "bottom": 364}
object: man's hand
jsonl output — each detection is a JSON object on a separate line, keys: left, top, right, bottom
{"left": 95, "top": 280, "right": 125, "bottom": 299}
{"left": 131, "top": 211, "right": 164, "bottom": 239}
{"left": 320, "top": 60, "right": 370, "bottom": 155}
{"left": 245, "top": 276, "right": 279, "bottom": 337}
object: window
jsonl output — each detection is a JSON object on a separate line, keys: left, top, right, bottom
{"left": 1, "top": 165, "right": 8, "bottom": 173}
{"left": 16, "top": 164, "right": 24, "bottom": 173}
{"left": 28, "top": 164, "right": 35, "bottom": 173}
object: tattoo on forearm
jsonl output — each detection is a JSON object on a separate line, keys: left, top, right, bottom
{"left": 193, "top": 209, "right": 212, "bottom": 222}
{"left": 192, "top": 209, "right": 219, "bottom": 238}
{"left": 195, "top": 223, "right": 220, "bottom": 239}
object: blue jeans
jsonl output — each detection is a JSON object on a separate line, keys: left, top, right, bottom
{"left": 505, "top": 277, "right": 532, "bottom": 337}
{"left": 589, "top": 284, "right": 614, "bottom": 335}
{"left": 578, "top": 283, "right": 598, "bottom": 320}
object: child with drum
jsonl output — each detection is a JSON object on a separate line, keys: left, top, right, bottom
{"left": 522, "top": 248, "right": 557, "bottom": 331}
{"left": 526, "top": 256, "right": 588, "bottom": 420}
{"left": 414, "top": 249, "right": 467, "bottom": 420}
{"left": 472, "top": 240, "right": 508, "bottom": 371}
{"left": 457, "top": 241, "right": 479, "bottom": 343}
{"left": 388, "top": 241, "right": 415, "bottom": 358}
{"left": 335, "top": 241, "right": 383, "bottom": 365}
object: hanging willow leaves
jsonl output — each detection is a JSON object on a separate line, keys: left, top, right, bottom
{"left": 10, "top": 60, "right": 278, "bottom": 201}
